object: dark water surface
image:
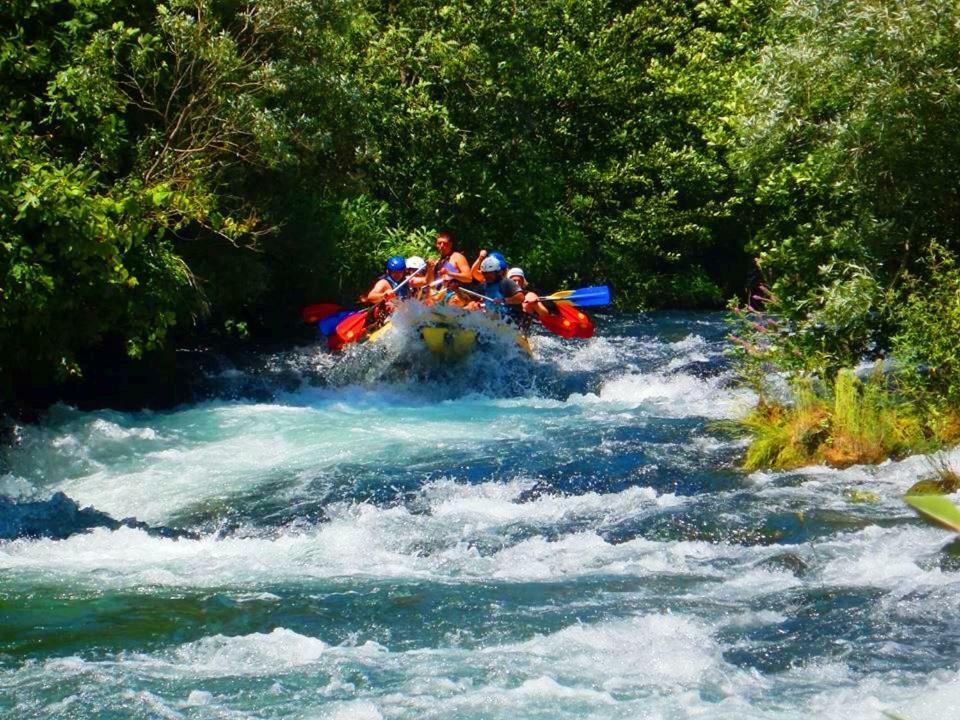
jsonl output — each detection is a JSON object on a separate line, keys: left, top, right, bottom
{"left": 2, "top": 312, "right": 958, "bottom": 719}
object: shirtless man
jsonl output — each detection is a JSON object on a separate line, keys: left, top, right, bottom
{"left": 433, "top": 232, "right": 473, "bottom": 284}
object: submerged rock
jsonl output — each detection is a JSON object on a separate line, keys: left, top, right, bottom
{"left": 0, "top": 491, "right": 197, "bottom": 541}
{"left": 758, "top": 551, "right": 811, "bottom": 577}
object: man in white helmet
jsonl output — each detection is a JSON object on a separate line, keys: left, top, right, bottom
{"left": 471, "top": 255, "right": 524, "bottom": 321}
{"left": 405, "top": 255, "right": 432, "bottom": 300}
{"left": 507, "top": 267, "right": 550, "bottom": 318}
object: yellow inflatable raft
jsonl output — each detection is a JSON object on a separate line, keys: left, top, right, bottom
{"left": 366, "top": 306, "right": 532, "bottom": 360}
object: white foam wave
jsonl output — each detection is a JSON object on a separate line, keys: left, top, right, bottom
{"left": 571, "top": 371, "right": 754, "bottom": 419}
{"left": 0, "top": 472, "right": 37, "bottom": 500}
{"left": 134, "top": 628, "right": 337, "bottom": 676}
{"left": 11, "top": 633, "right": 960, "bottom": 720}
{"left": 492, "top": 613, "right": 719, "bottom": 689}
{"left": 323, "top": 700, "right": 384, "bottom": 720}
{"left": 11, "top": 399, "right": 557, "bottom": 522}
{"left": 426, "top": 478, "right": 679, "bottom": 528}
{"left": 0, "top": 480, "right": 694, "bottom": 588}
{"left": 0, "top": 525, "right": 764, "bottom": 595}
{"left": 816, "top": 524, "right": 955, "bottom": 594}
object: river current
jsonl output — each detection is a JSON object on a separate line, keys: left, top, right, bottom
{"left": 2, "top": 312, "right": 959, "bottom": 719}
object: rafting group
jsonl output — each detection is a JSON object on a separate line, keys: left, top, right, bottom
{"left": 303, "top": 232, "right": 610, "bottom": 357}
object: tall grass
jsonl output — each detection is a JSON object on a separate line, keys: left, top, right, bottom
{"left": 742, "top": 367, "right": 951, "bottom": 471}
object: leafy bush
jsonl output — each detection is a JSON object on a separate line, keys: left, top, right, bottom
{"left": 2, "top": 0, "right": 777, "bottom": 406}
{"left": 893, "top": 246, "right": 960, "bottom": 408}
{"left": 730, "top": 0, "right": 960, "bottom": 372}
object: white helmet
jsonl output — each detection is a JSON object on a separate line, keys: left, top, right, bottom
{"left": 480, "top": 256, "right": 502, "bottom": 273}
{"left": 406, "top": 256, "right": 426, "bottom": 271}
{"left": 507, "top": 267, "right": 525, "bottom": 280}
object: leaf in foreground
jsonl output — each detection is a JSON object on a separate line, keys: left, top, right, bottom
{"left": 904, "top": 494, "right": 960, "bottom": 533}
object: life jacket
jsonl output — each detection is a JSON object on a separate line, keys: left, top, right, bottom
{"left": 483, "top": 279, "right": 505, "bottom": 303}
{"left": 382, "top": 274, "right": 410, "bottom": 300}
{"left": 482, "top": 278, "right": 523, "bottom": 323}
{"left": 438, "top": 253, "right": 459, "bottom": 277}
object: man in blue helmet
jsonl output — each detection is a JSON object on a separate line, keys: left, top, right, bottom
{"left": 363, "top": 255, "right": 411, "bottom": 305}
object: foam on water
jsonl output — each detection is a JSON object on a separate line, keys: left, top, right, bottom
{"left": 0, "top": 482, "right": 701, "bottom": 588}
{"left": 577, "top": 370, "right": 755, "bottom": 419}
{"left": 4, "top": 312, "right": 960, "bottom": 719}
{"left": 3, "top": 330, "right": 750, "bottom": 525}
{"left": 8, "top": 615, "right": 960, "bottom": 720}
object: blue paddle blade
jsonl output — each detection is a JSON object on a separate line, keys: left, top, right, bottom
{"left": 319, "top": 309, "right": 356, "bottom": 336}
{"left": 549, "top": 285, "right": 611, "bottom": 307}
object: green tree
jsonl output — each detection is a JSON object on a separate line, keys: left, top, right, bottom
{"left": 0, "top": 0, "right": 361, "bottom": 401}
{"left": 729, "top": 0, "right": 960, "bottom": 374}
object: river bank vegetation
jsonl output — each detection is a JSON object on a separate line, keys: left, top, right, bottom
{"left": 727, "top": 0, "right": 960, "bottom": 469}
{"left": 3, "top": 0, "right": 960, "bottom": 448}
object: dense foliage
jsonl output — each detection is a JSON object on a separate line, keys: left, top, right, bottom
{"left": 2, "top": 0, "right": 772, "bottom": 403}
{"left": 726, "top": 0, "right": 960, "bottom": 466}
{"left": 729, "top": 0, "right": 960, "bottom": 378}
{"left": 5, "top": 0, "right": 960, "bottom": 422}
{"left": 0, "top": 0, "right": 363, "bottom": 399}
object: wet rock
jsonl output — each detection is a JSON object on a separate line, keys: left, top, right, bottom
{"left": 937, "top": 538, "right": 960, "bottom": 572}
{"left": 759, "top": 552, "right": 811, "bottom": 577}
{"left": 906, "top": 474, "right": 960, "bottom": 496}
{"left": 0, "top": 491, "right": 197, "bottom": 541}
{"left": 844, "top": 488, "right": 880, "bottom": 504}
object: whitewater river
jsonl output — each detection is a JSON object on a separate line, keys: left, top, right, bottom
{"left": 2, "top": 312, "right": 960, "bottom": 719}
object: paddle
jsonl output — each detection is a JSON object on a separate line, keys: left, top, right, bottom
{"left": 334, "top": 307, "right": 377, "bottom": 345}
{"left": 455, "top": 287, "right": 499, "bottom": 304}
{"left": 322, "top": 279, "right": 445, "bottom": 338}
{"left": 301, "top": 302, "right": 342, "bottom": 324}
{"left": 333, "top": 267, "right": 425, "bottom": 347}
{"left": 457, "top": 287, "right": 591, "bottom": 340}
{"left": 319, "top": 309, "right": 355, "bottom": 337}
{"left": 538, "top": 312, "right": 578, "bottom": 338}
{"left": 555, "top": 302, "right": 595, "bottom": 339}
{"left": 540, "top": 285, "right": 611, "bottom": 308}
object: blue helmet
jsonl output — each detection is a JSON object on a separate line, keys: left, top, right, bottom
{"left": 386, "top": 255, "right": 406, "bottom": 272}
{"left": 490, "top": 251, "right": 507, "bottom": 271}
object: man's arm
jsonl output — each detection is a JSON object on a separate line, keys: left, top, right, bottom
{"left": 444, "top": 252, "right": 474, "bottom": 284}
{"left": 501, "top": 278, "right": 525, "bottom": 305}
{"left": 364, "top": 278, "right": 393, "bottom": 304}
{"left": 469, "top": 250, "right": 487, "bottom": 283}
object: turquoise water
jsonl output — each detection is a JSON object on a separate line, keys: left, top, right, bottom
{"left": 2, "top": 312, "right": 960, "bottom": 719}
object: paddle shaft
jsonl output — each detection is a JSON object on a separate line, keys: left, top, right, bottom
{"left": 455, "top": 287, "right": 498, "bottom": 303}
{"left": 456, "top": 286, "right": 523, "bottom": 306}
{"left": 337, "top": 267, "right": 427, "bottom": 343}
{"left": 383, "top": 265, "right": 425, "bottom": 298}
